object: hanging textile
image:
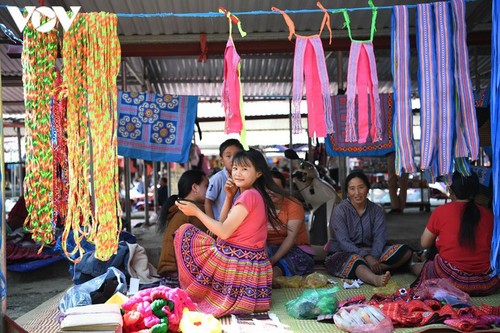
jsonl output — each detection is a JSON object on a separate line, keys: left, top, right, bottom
{"left": 451, "top": 0, "right": 480, "bottom": 162}
{"left": 22, "top": 22, "right": 57, "bottom": 246}
{"left": 117, "top": 91, "right": 198, "bottom": 163}
{"left": 51, "top": 70, "right": 69, "bottom": 228}
{"left": 490, "top": 0, "right": 500, "bottom": 276}
{"left": 391, "top": 5, "right": 416, "bottom": 175}
{"left": 62, "top": 13, "right": 122, "bottom": 262}
{"left": 416, "top": 2, "right": 455, "bottom": 180}
{"left": 325, "top": 94, "right": 393, "bottom": 157}
{"left": 219, "top": 8, "right": 248, "bottom": 148}
{"left": 272, "top": 2, "right": 334, "bottom": 138}
{"left": 343, "top": 1, "right": 382, "bottom": 144}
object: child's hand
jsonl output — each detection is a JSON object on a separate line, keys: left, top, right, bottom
{"left": 175, "top": 199, "right": 200, "bottom": 217}
{"left": 224, "top": 178, "right": 238, "bottom": 197}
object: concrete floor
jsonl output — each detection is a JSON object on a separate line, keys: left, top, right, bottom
{"left": 7, "top": 207, "right": 431, "bottom": 321}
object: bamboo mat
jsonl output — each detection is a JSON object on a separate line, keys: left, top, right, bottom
{"left": 14, "top": 274, "right": 500, "bottom": 333}
{"left": 269, "top": 273, "right": 500, "bottom": 333}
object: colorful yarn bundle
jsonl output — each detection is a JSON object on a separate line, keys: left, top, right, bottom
{"left": 84, "top": 12, "right": 122, "bottom": 261}
{"left": 61, "top": 14, "right": 94, "bottom": 261}
{"left": 51, "top": 70, "right": 69, "bottom": 228}
{"left": 61, "top": 12, "right": 122, "bottom": 261}
{"left": 21, "top": 21, "right": 57, "bottom": 246}
{"left": 121, "top": 286, "right": 197, "bottom": 332}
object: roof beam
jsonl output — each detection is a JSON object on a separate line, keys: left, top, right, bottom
{"left": 120, "top": 31, "right": 491, "bottom": 57}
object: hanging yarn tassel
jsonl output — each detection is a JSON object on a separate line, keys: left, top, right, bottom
{"left": 22, "top": 20, "right": 57, "bottom": 247}
{"left": 62, "top": 13, "right": 94, "bottom": 262}
{"left": 85, "top": 12, "right": 122, "bottom": 261}
{"left": 62, "top": 12, "right": 122, "bottom": 262}
{"left": 51, "top": 70, "right": 69, "bottom": 228}
{"left": 489, "top": 0, "right": 500, "bottom": 276}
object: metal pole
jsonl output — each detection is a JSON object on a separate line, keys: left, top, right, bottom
{"left": 337, "top": 51, "right": 348, "bottom": 198}
{"left": 153, "top": 162, "right": 158, "bottom": 214}
{"left": 16, "top": 127, "right": 24, "bottom": 196}
{"left": 0, "top": 62, "right": 6, "bottom": 330}
{"left": 143, "top": 160, "right": 150, "bottom": 226}
{"left": 288, "top": 99, "right": 293, "bottom": 194}
{"left": 474, "top": 47, "right": 480, "bottom": 90}
{"left": 121, "top": 61, "right": 132, "bottom": 231}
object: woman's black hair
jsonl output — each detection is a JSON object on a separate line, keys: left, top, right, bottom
{"left": 451, "top": 171, "right": 481, "bottom": 248}
{"left": 156, "top": 169, "right": 206, "bottom": 234}
{"left": 345, "top": 170, "right": 371, "bottom": 190}
{"left": 232, "top": 149, "right": 288, "bottom": 231}
{"left": 270, "top": 169, "right": 287, "bottom": 188}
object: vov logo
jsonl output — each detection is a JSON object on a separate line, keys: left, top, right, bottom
{"left": 7, "top": 6, "right": 81, "bottom": 33}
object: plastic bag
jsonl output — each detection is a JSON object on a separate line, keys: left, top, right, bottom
{"left": 302, "top": 272, "right": 329, "bottom": 288}
{"left": 414, "top": 278, "right": 472, "bottom": 306}
{"left": 286, "top": 286, "right": 339, "bottom": 319}
{"left": 333, "top": 304, "right": 393, "bottom": 333}
{"left": 59, "top": 267, "right": 127, "bottom": 312}
{"left": 274, "top": 275, "right": 303, "bottom": 288}
{"left": 372, "top": 282, "right": 399, "bottom": 295}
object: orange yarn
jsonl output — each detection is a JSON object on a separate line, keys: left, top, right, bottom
{"left": 62, "top": 12, "right": 122, "bottom": 262}
{"left": 21, "top": 22, "right": 57, "bottom": 248}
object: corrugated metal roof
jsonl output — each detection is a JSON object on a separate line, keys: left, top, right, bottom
{"left": 0, "top": 0, "right": 493, "bottom": 126}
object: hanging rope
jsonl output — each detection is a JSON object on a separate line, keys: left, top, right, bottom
{"left": 62, "top": 12, "right": 122, "bottom": 262}
{"left": 61, "top": 13, "right": 93, "bottom": 262}
{"left": 21, "top": 20, "right": 57, "bottom": 248}
{"left": 85, "top": 12, "right": 122, "bottom": 261}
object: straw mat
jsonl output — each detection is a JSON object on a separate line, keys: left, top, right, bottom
{"left": 14, "top": 274, "right": 500, "bottom": 333}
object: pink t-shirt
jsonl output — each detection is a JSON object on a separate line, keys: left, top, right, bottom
{"left": 225, "top": 188, "right": 267, "bottom": 249}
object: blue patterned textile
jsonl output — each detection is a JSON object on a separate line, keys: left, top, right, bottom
{"left": 117, "top": 92, "right": 198, "bottom": 162}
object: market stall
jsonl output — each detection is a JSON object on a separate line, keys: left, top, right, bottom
{"left": 0, "top": 0, "right": 498, "bottom": 332}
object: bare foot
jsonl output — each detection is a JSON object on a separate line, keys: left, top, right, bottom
{"left": 374, "top": 271, "right": 391, "bottom": 287}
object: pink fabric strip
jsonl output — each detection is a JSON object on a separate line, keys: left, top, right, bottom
{"left": 221, "top": 37, "right": 243, "bottom": 134}
{"left": 345, "top": 42, "right": 382, "bottom": 143}
{"left": 356, "top": 45, "right": 370, "bottom": 143}
{"left": 303, "top": 39, "right": 327, "bottom": 137}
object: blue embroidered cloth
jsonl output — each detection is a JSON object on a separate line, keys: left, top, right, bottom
{"left": 117, "top": 92, "right": 198, "bottom": 162}
{"left": 325, "top": 94, "right": 394, "bottom": 157}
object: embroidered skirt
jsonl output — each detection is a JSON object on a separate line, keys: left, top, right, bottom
{"left": 174, "top": 224, "right": 272, "bottom": 317}
{"left": 411, "top": 254, "right": 500, "bottom": 296}
{"left": 325, "top": 244, "right": 410, "bottom": 279}
{"left": 267, "top": 244, "right": 315, "bottom": 277}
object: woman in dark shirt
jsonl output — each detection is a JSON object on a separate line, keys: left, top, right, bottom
{"left": 325, "top": 171, "right": 412, "bottom": 286}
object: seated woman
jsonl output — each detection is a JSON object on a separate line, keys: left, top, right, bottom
{"left": 156, "top": 170, "right": 209, "bottom": 282}
{"left": 267, "top": 170, "right": 315, "bottom": 279}
{"left": 325, "top": 171, "right": 412, "bottom": 287}
{"left": 411, "top": 171, "right": 500, "bottom": 296}
{"left": 174, "top": 149, "right": 291, "bottom": 317}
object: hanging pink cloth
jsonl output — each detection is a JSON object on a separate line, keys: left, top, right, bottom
{"left": 221, "top": 37, "right": 243, "bottom": 134}
{"left": 272, "top": 2, "right": 334, "bottom": 138}
{"left": 343, "top": 3, "right": 382, "bottom": 143}
{"left": 220, "top": 8, "right": 248, "bottom": 147}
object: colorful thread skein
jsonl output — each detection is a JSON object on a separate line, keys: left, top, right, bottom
{"left": 51, "top": 70, "right": 69, "bottom": 229}
{"left": 22, "top": 21, "right": 57, "bottom": 247}
{"left": 62, "top": 12, "right": 122, "bottom": 262}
